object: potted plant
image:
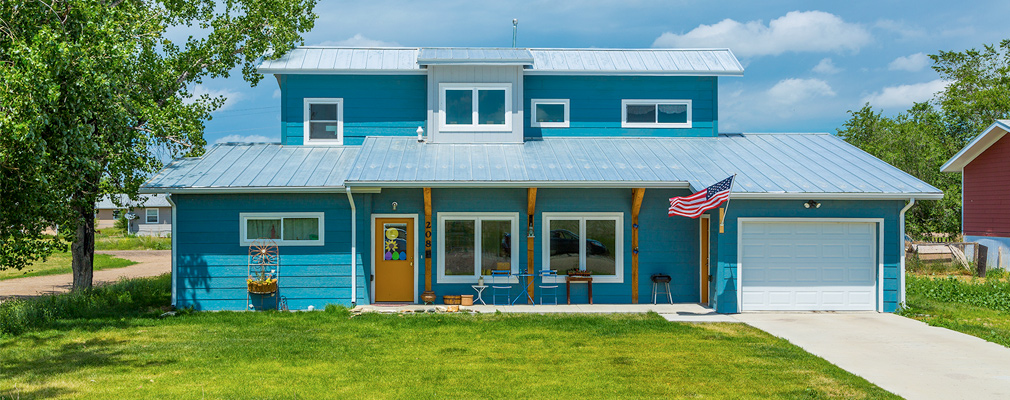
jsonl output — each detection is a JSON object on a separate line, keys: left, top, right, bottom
{"left": 248, "top": 241, "right": 278, "bottom": 294}
{"left": 247, "top": 267, "right": 277, "bottom": 294}
{"left": 567, "top": 268, "right": 590, "bottom": 277}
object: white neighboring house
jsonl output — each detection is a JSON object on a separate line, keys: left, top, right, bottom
{"left": 95, "top": 194, "right": 172, "bottom": 237}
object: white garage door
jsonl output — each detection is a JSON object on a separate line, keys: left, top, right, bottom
{"left": 740, "top": 221, "right": 877, "bottom": 311}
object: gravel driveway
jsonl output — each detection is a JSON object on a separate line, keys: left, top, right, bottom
{"left": 0, "top": 250, "right": 170, "bottom": 300}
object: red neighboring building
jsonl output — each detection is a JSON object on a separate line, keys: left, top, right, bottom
{"left": 942, "top": 120, "right": 1010, "bottom": 266}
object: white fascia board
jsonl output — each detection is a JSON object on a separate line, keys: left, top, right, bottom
{"left": 523, "top": 70, "right": 743, "bottom": 77}
{"left": 940, "top": 120, "right": 1010, "bottom": 173}
{"left": 343, "top": 181, "right": 691, "bottom": 189}
{"left": 258, "top": 69, "right": 427, "bottom": 75}
{"left": 730, "top": 192, "right": 945, "bottom": 200}
{"left": 139, "top": 186, "right": 347, "bottom": 194}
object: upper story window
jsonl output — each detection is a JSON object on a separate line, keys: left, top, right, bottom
{"left": 621, "top": 99, "right": 692, "bottom": 128}
{"left": 439, "top": 83, "right": 512, "bottom": 132}
{"left": 303, "top": 98, "right": 343, "bottom": 145}
{"left": 531, "top": 99, "right": 570, "bottom": 128}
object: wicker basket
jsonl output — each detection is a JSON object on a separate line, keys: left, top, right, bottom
{"left": 248, "top": 280, "right": 278, "bottom": 294}
{"left": 443, "top": 295, "right": 462, "bottom": 305}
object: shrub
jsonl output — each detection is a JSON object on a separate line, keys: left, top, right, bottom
{"left": 0, "top": 274, "right": 171, "bottom": 336}
{"left": 113, "top": 214, "right": 130, "bottom": 234}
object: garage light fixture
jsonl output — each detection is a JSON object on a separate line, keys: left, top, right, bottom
{"left": 804, "top": 200, "right": 821, "bottom": 209}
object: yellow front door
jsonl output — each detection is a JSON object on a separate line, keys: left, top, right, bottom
{"left": 374, "top": 218, "right": 414, "bottom": 302}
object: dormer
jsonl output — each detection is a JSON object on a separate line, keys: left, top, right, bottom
{"left": 418, "top": 48, "right": 533, "bottom": 143}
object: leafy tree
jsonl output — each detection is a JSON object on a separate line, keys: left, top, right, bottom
{"left": 839, "top": 39, "right": 1010, "bottom": 239}
{"left": 0, "top": 0, "right": 316, "bottom": 289}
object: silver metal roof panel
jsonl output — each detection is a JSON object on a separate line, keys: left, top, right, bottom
{"left": 417, "top": 47, "right": 534, "bottom": 65}
{"left": 258, "top": 47, "right": 421, "bottom": 74}
{"left": 527, "top": 48, "right": 743, "bottom": 76}
{"left": 141, "top": 143, "right": 359, "bottom": 193}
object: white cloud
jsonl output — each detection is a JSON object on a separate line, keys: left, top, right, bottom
{"left": 861, "top": 79, "right": 950, "bottom": 109}
{"left": 874, "top": 20, "right": 926, "bottom": 40}
{"left": 215, "top": 134, "right": 276, "bottom": 144}
{"left": 812, "top": 58, "right": 841, "bottom": 74}
{"left": 188, "top": 85, "right": 244, "bottom": 112}
{"left": 651, "top": 11, "right": 871, "bottom": 57}
{"left": 888, "top": 52, "right": 930, "bottom": 72}
{"left": 314, "top": 34, "right": 401, "bottom": 47}
{"left": 767, "top": 78, "right": 836, "bottom": 105}
{"left": 272, "top": 89, "right": 281, "bottom": 99}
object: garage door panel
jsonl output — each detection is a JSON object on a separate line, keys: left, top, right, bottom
{"left": 741, "top": 221, "right": 877, "bottom": 311}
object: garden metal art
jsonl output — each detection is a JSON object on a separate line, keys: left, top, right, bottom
{"left": 247, "top": 239, "right": 280, "bottom": 310}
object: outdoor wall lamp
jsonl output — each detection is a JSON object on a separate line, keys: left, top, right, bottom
{"left": 391, "top": 201, "right": 398, "bottom": 211}
{"left": 527, "top": 224, "right": 535, "bottom": 238}
{"left": 804, "top": 200, "right": 821, "bottom": 209}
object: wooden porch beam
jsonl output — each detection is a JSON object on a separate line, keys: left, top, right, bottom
{"left": 424, "top": 188, "right": 432, "bottom": 292}
{"left": 631, "top": 188, "right": 645, "bottom": 304}
{"left": 527, "top": 188, "right": 537, "bottom": 304}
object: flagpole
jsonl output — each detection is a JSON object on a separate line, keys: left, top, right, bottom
{"left": 719, "top": 174, "right": 737, "bottom": 234}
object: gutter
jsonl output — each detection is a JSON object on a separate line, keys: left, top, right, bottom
{"left": 346, "top": 188, "right": 357, "bottom": 307}
{"left": 899, "top": 198, "right": 916, "bottom": 306}
{"left": 165, "top": 194, "right": 178, "bottom": 307}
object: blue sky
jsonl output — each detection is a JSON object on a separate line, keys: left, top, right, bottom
{"left": 188, "top": 0, "right": 1010, "bottom": 145}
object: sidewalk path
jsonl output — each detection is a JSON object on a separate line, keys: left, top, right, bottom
{"left": 0, "top": 250, "right": 170, "bottom": 300}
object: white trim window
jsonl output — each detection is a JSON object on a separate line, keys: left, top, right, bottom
{"left": 438, "top": 83, "right": 512, "bottom": 132}
{"left": 531, "top": 99, "right": 570, "bottom": 128}
{"left": 303, "top": 98, "right": 343, "bottom": 144}
{"left": 542, "top": 212, "right": 624, "bottom": 283}
{"left": 240, "top": 212, "right": 325, "bottom": 246}
{"left": 437, "top": 212, "right": 520, "bottom": 283}
{"left": 621, "top": 99, "right": 692, "bottom": 128}
{"left": 145, "top": 209, "right": 159, "bottom": 224}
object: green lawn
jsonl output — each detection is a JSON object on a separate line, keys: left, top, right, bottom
{"left": 0, "top": 252, "right": 136, "bottom": 281}
{"left": 900, "top": 272, "right": 1010, "bottom": 347}
{"left": 0, "top": 277, "right": 897, "bottom": 399}
{"left": 94, "top": 231, "right": 170, "bottom": 251}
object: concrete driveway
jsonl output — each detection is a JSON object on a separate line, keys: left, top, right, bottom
{"left": 735, "top": 312, "right": 1010, "bottom": 400}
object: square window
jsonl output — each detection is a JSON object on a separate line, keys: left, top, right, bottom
{"left": 543, "top": 213, "right": 624, "bottom": 283}
{"left": 145, "top": 209, "right": 159, "bottom": 223}
{"left": 437, "top": 213, "right": 519, "bottom": 283}
{"left": 303, "top": 98, "right": 343, "bottom": 144}
{"left": 531, "top": 99, "right": 570, "bottom": 128}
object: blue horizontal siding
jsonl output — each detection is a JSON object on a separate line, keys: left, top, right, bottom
{"left": 523, "top": 75, "right": 718, "bottom": 139}
{"left": 280, "top": 75, "right": 426, "bottom": 145}
{"left": 711, "top": 199, "right": 905, "bottom": 313}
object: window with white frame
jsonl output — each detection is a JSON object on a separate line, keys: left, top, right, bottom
{"left": 145, "top": 209, "right": 159, "bottom": 223}
{"left": 439, "top": 83, "right": 512, "bottom": 132}
{"left": 531, "top": 99, "right": 570, "bottom": 128}
{"left": 621, "top": 99, "right": 692, "bottom": 128}
{"left": 542, "top": 213, "right": 623, "bottom": 283}
{"left": 303, "top": 98, "right": 343, "bottom": 144}
{"left": 438, "top": 212, "right": 520, "bottom": 283}
{"left": 240, "top": 212, "right": 324, "bottom": 246}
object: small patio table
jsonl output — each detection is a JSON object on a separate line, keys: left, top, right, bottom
{"left": 471, "top": 285, "right": 488, "bottom": 305}
{"left": 511, "top": 270, "right": 535, "bottom": 305}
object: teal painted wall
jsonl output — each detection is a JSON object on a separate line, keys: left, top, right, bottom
{"left": 523, "top": 75, "right": 719, "bottom": 139}
{"left": 710, "top": 200, "right": 905, "bottom": 314}
{"left": 279, "top": 74, "right": 426, "bottom": 145}
{"left": 173, "top": 193, "right": 369, "bottom": 310}
{"left": 367, "top": 187, "right": 700, "bottom": 304}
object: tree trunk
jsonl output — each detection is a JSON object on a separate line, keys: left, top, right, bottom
{"left": 71, "top": 202, "right": 96, "bottom": 291}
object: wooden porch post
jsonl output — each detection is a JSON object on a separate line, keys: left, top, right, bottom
{"left": 527, "top": 188, "right": 537, "bottom": 304}
{"left": 631, "top": 188, "right": 645, "bottom": 304}
{"left": 424, "top": 188, "right": 432, "bottom": 292}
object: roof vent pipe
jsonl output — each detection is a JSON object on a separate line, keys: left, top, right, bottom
{"left": 512, "top": 19, "right": 518, "bottom": 48}
{"left": 416, "top": 126, "right": 424, "bottom": 142}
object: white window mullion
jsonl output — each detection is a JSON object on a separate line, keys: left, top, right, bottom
{"left": 473, "top": 218, "right": 482, "bottom": 277}
{"left": 579, "top": 218, "right": 586, "bottom": 271}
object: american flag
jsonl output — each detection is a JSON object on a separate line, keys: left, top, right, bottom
{"left": 669, "top": 176, "right": 735, "bottom": 218}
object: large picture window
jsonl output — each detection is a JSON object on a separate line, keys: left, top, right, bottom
{"left": 303, "top": 98, "right": 343, "bottom": 144}
{"left": 542, "top": 213, "right": 624, "bottom": 283}
{"left": 439, "top": 84, "right": 512, "bottom": 132}
{"left": 438, "top": 212, "right": 520, "bottom": 283}
{"left": 621, "top": 99, "right": 692, "bottom": 128}
{"left": 240, "top": 212, "right": 324, "bottom": 246}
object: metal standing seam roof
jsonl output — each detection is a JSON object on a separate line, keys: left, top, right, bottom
{"left": 140, "top": 143, "right": 360, "bottom": 193}
{"left": 527, "top": 48, "right": 743, "bottom": 75}
{"left": 257, "top": 47, "right": 743, "bottom": 76}
{"left": 417, "top": 48, "right": 534, "bottom": 65}
{"left": 96, "top": 194, "right": 171, "bottom": 209}
{"left": 343, "top": 135, "right": 942, "bottom": 199}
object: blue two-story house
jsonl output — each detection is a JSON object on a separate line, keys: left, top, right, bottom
{"left": 142, "top": 47, "right": 942, "bottom": 313}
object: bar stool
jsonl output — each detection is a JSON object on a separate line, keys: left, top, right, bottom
{"left": 651, "top": 273, "right": 673, "bottom": 304}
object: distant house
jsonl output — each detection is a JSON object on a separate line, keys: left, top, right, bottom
{"left": 141, "top": 46, "right": 941, "bottom": 313}
{"left": 942, "top": 120, "right": 1010, "bottom": 267}
{"left": 95, "top": 194, "right": 172, "bottom": 236}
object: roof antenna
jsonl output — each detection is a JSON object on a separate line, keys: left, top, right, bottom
{"left": 512, "top": 19, "right": 518, "bottom": 48}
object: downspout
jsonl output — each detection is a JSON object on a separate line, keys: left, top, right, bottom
{"left": 899, "top": 198, "right": 915, "bottom": 306}
{"left": 165, "top": 193, "right": 177, "bottom": 307}
{"left": 346, "top": 187, "right": 357, "bottom": 307}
